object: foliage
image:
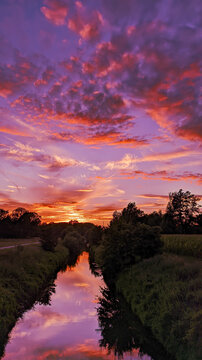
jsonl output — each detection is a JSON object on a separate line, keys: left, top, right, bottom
{"left": 86, "top": 225, "right": 103, "bottom": 247}
{"left": 117, "top": 254, "right": 202, "bottom": 360}
{"left": 62, "top": 230, "right": 85, "bottom": 266}
{"left": 110, "top": 191, "right": 202, "bottom": 234}
{"left": 95, "top": 222, "right": 162, "bottom": 280}
{"left": 163, "top": 189, "right": 201, "bottom": 233}
{"left": 0, "top": 208, "right": 41, "bottom": 238}
{"left": 162, "top": 234, "right": 202, "bottom": 258}
{"left": 40, "top": 225, "right": 58, "bottom": 251}
{"left": 111, "top": 202, "right": 144, "bottom": 226}
{"left": 195, "top": 213, "right": 202, "bottom": 233}
{"left": 63, "top": 230, "right": 84, "bottom": 252}
{"left": 0, "top": 209, "right": 9, "bottom": 220}
{"left": 144, "top": 211, "right": 163, "bottom": 227}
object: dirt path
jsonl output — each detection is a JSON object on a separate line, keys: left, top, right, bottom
{"left": 0, "top": 242, "right": 40, "bottom": 250}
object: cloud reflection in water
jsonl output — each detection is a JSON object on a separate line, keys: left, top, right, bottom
{"left": 3, "top": 253, "right": 150, "bottom": 360}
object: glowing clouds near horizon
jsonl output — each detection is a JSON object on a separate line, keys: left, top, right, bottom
{"left": 0, "top": 0, "right": 201, "bottom": 223}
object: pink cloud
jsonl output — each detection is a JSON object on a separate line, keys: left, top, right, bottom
{"left": 0, "top": 55, "right": 39, "bottom": 98}
{"left": 120, "top": 169, "right": 202, "bottom": 185}
{"left": 83, "top": 131, "right": 148, "bottom": 148}
{"left": 68, "top": 9, "right": 103, "bottom": 41}
{"left": 41, "top": 0, "right": 68, "bottom": 26}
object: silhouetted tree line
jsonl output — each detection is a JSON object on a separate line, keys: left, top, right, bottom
{"left": 0, "top": 189, "right": 201, "bottom": 243}
{"left": 111, "top": 189, "right": 201, "bottom": 234}
{"left": 0, "top": 207, "right": 41, "bottom": 238}
{"left": 39, "top": 221, "right": 95, "bottom": 255}
{"left": 88, "top": 189, "right": 201, "bottom": 282}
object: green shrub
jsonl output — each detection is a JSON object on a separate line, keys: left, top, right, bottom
{"left": 96, "top": 223, "right": 162, "bottom": 280}
{"left": 63, "top": 230, "right": 85, "bottom": 266}
{"left": 40, "top": 227, "right": 58, "bottom": 251}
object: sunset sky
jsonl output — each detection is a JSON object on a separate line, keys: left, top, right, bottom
{"left": 0, "top": 0, "right": 201, "bottom": 223}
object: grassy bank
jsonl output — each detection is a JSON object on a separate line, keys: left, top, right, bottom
{"left": 162, "top": 234, "right": 202, "bottom": 258}
{"left": 0, "top": 243, "right": 69, "bottom": 357}
{"left": 117, "top": 254, "right": 202, "bottom": 360}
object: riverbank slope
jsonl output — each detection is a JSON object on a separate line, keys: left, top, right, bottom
{"left": 116, "top": 253, "right": 202, "bottom": 360}
{"left": 0, "top": 243, "right": 69, "bottom": 357}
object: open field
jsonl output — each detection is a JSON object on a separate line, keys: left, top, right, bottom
{"left": 162, "top": 234, "right": 202, "bottom": 258}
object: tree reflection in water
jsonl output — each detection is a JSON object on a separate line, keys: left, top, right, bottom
{"left": 37, "top": 280, "right": 56, "bottom": 306}
{"left": 97, "top": 286, "right": 175, "bottom": 360}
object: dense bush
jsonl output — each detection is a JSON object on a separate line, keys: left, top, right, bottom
{"left": 95, "top": 222, "right": 162, "bottom": 280}
{"left": 86, "top": 225, "right": 103, "bottom": 247}
{"left": 40, "top": 226, "right": 58, "bottom": 251}
{"left": 62, "top": 230, "right": 85, "bottom": 266}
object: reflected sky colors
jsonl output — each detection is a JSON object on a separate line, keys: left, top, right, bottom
{"left": 3, "top": 253, "right": 150, "bottom": 360}
{"left": 0, "top": 0, "right": 201, "bottom": 223}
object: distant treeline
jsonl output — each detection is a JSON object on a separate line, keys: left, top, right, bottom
{"left": 0, "top": 207, "right": 41, "bottom": 238}
{"left": 0, "top": 207, "right": 95, "bottom": 241}
{"left": 0, "top": 189, "right": 201, "bottom": 240}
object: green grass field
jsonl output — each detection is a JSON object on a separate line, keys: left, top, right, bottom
{"left": 161, "top": 234, "right": 202, "bottom": 258}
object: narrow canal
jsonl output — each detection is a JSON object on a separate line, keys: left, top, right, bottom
{"left": 3, "top": 253, "right": 151, "bottom": 360}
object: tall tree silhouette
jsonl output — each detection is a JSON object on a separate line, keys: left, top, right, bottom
{"left": 163, "top": 189, "right": 200, "bottom": 233}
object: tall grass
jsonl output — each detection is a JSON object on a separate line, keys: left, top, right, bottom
{"left": 117, "top": 254, "right": 202, "bottom": 360}
{"left": 162, "top": 234, "right": 202, "bottom": 258}
{"left": 0, "top": 244, "right": 69, "bottom": 357}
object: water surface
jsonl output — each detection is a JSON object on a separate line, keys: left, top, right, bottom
{"left": 3, "top": 253, "right": 151, "bottom": 360}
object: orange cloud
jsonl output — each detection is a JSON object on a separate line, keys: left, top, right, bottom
{"left": 141, "top": 147, "right": 201, "bottom": 162}
{"left": 37, "top": 342, "right": 116, "bottom": 360}
{"left": 137, "top": 194, "right": 168, "bottom": 200}
{"left": 82, "top": 131, "right": 147, "bottom": 148}
{"left": 0, "top": 126, "right": 29, "bottom": 137}
{"left": 120, "top": 169, "right": 202, "bottom": 184}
